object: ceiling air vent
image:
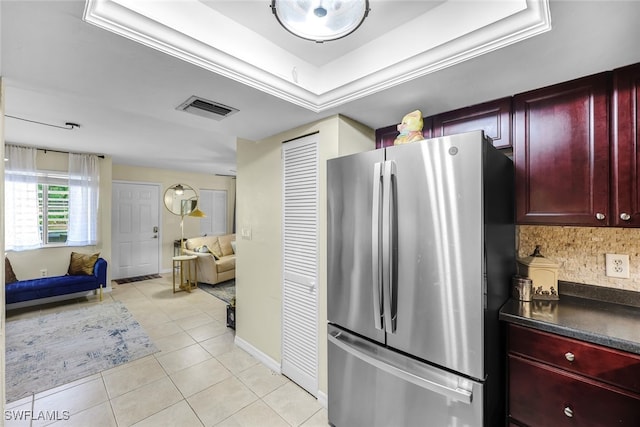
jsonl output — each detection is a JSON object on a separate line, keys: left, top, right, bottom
{"left": 176, "top": 96, "right": 239, "bottom": 121}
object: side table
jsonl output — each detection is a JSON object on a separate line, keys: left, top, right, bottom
{"left": 172, "top": 254, "right": 198, "bottom": 293}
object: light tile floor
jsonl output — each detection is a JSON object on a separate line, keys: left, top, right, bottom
{"left": 5, "top": 275, "right": 329, "bottom": 427}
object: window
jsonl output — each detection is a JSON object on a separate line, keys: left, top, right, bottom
{"left": 5, "top": 145, "right": 100, "bottom": 250}
{"left": 38, "top": 182, "right": 69, "bottom": 244}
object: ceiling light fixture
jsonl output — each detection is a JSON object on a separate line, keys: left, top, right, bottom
{"left": 271, "top": 0, "right": 370, "bottom": 43}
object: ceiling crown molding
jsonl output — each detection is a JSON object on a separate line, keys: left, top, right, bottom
{"left": 84, "top": 0, "right": 551, "bottom": 113}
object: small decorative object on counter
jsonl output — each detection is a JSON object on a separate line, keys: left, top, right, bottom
{"left": 512, "top": 275, "right": 533, "bottom": 302}
{"left": 517, "top": 245, "right": 561, "bottom": 300}
{"left": 394, "top": 110, "right": 424, "bottom": 145}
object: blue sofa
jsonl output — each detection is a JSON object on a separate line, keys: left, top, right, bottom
{"left": 6, "top": 258, "right": 107, "bottom": 305}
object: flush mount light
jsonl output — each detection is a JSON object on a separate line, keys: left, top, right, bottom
{"left": 271, "top": 0, "right": 370, "bottom": 43}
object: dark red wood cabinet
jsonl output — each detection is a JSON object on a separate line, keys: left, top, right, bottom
{"left": 375, "top": 116, "right": 433, "bottom": 149}
{"left": 507, "top": 324, "right": 640, "bottom": 426}
{"left": 611, "top": 63, "right": 640, "bottom": 227}
{"left": 375, "top": 99, "right": 510, "bottom": 149}
{"left": 432, "top": 97, "right": 512, "bottom": 149}
{"left": 513, "top": 73, "right": 610, "bottom": 226}
{"left": 375, "top": 62, "right": 640, "bottom": 227}
{"left": 374, "top": 123, "right": 399, "bottom": 149}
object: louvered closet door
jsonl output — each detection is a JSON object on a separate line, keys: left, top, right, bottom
{"left": 282, "top": 133, "right": 319, "bottom": 396}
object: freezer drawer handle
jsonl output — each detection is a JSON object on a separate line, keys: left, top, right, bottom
{"left": 328, "top": 331, "right": 473, "bottom": 404}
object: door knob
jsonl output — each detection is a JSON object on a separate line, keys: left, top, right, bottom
{"left": 595, "top": 213, "right": 605, "bottom": 220}
{"left": 153, "top": 235, "right": 158, "bottom": 239}
{"left": 153, "top": 226, "right": 159, "bottom": 233}
{"left": 564, "top": 352, "right": 575, "bottom": 362}
{"left": 620, "top": 212, "right": 631, "bottom": 221}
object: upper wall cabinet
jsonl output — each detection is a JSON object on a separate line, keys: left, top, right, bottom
{"left": 514, "top": 73, "right": 610, "bottom": 226}
{"left": 375, "top": 116, "right": 433, "bottom": 149}
{"left": 611, "top": 63, "right": 640, "bottom": 227}
{"left": 375, "top": 98, "right": 511, "bottom": 149}
{"left": 432, "top": 97, "right": 512, "bottom": 149}
{"left": 374, "top": 61, "right": 640, "bottom": 227}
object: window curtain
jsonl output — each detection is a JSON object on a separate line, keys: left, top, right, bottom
{"left": 67, "top": 153, "right": 100, "bottom": 246}
{"left": 4, "top": 145, "right": 41, "bottom": 251}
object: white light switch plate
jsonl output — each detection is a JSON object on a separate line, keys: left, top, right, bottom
{"left": 605, "top": 254, "right": 630, "bottom": 279}
{"left": 241, "top": 226, "right": 252, "bottom": 240}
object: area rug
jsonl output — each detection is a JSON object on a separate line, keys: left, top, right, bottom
{"left": 5, "top": 301, "right": 158, "bottom": 403}
{"left": 199, "top": 280, "right": 235, "bottom": 304}
{"left": 114, "top": 274, "right": 162, "bottom": 284}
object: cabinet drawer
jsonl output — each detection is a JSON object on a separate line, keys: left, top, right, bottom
{"left": 509, "top": 324, "right": 640, "bottom": 393}
{"left": 509, "top": 355, "right": 640, "bottom": 427}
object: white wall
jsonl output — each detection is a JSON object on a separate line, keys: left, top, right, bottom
{"left": 112, "top": 165, "right": 236, "bottom": 272}
{"left": 6, "top": 158, "right": 236, "bottom": 280}
{"left": 6, "top": 150, "right": 113, "bottom": 281}
{"left": 236, "top": 114, "right": 374, "bottom": 397}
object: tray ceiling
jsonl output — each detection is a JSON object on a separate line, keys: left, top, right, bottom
{"left": 84, "top": 0, "right": 551, "bottom": 112}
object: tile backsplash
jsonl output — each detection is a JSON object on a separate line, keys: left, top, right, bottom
{"left": 518, "top": 225, "right": 640, "bottom": 293}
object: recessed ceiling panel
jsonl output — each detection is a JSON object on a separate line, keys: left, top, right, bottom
{"left": 85, "top": 0, "right": 550, "bottom": 112}
{"left": 203, "top": 1, "right": 445, "bottom": 66}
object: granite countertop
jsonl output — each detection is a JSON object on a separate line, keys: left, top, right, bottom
{"left": 499, "top": 282, "right": 640, "bottom": 355}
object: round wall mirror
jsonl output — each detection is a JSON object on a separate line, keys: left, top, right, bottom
{"left": 164, "top": 183, "right": 198, "bottom": 216}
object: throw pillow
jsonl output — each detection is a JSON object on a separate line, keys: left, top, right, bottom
{"left": 200, "top": 245, "right": 219, "bottom": 260}
{"left": 218, "top": 234, "right": 234, "bottom": 257}
{"left": 5, "top": 257, "right": 18, "bottom": 284}
{"left": 68, "top": 252, "right": 100, "bottom": 276}
{"left": 230, "top": 240, "right": 236, "bottom": 254}
{"left": 209, "top": 239, "right": 223, "bottom": 259}
{"left": 196, "top": 245, "right": 210, "bottom": 253}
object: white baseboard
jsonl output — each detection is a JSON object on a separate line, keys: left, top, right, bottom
{"left": 234, "top": 335, "right": 282, "bottom": 374}
{"left": 317, "top": 390, "right": 328, "bottom": 409}
{"left": 234, "top": 335, "right": 328, "bottom": 407}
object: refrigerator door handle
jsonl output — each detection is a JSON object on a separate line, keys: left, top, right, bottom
{"left": 382, "top": 160, "right": 397, "bottom": 333}
{"left": 371, "top": 161, "right": 384, "bottom": 330}
{"left": 328, "top": 330, "right": 473, "bottom": 404}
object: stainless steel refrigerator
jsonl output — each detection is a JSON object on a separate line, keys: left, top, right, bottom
{"left": 327, "top": 131, "right": 515, "bottom": 426}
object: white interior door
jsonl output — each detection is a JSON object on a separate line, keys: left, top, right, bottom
{"left": 199, "top": 189, "right": 228, "bottom": 235}
{"left": 282, "top": 133, "right": 319, "bottom": 396}
{"left": 112, "top": 182, "right": 160, "bottom": 279}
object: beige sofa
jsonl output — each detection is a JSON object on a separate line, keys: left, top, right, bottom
{"left": 183, "top": 234, "right": 236, "bottom": 285}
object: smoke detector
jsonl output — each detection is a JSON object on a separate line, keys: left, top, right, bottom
{"left": 176, "top": 96, "right": 239, "bottom": 121}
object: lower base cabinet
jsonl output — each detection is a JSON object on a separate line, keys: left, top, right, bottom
{"left": 507, "top": 324, "right": 640, "bottom": 426}
{"left": 509, "top": 355, "right": 640, "bottom": 426}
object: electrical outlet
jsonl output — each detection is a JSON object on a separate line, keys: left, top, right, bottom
{"left": 40, "top": 269, "right": 47, "bottom": 277}
{"left": 605, "top": 254, "right": 630, "bottom": 279}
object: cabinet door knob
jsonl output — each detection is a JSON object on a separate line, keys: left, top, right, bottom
{"left": 564, "top": 352, "right": 575, "bottom": 362}
{"left": 564, "top": 406, "right": 574, "bottom": 418}
{"left": 620, "top": 212, "right": 631, "bottom": 221}
{"left": 595, "top": 213, "right": 605, "bottom": 220}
